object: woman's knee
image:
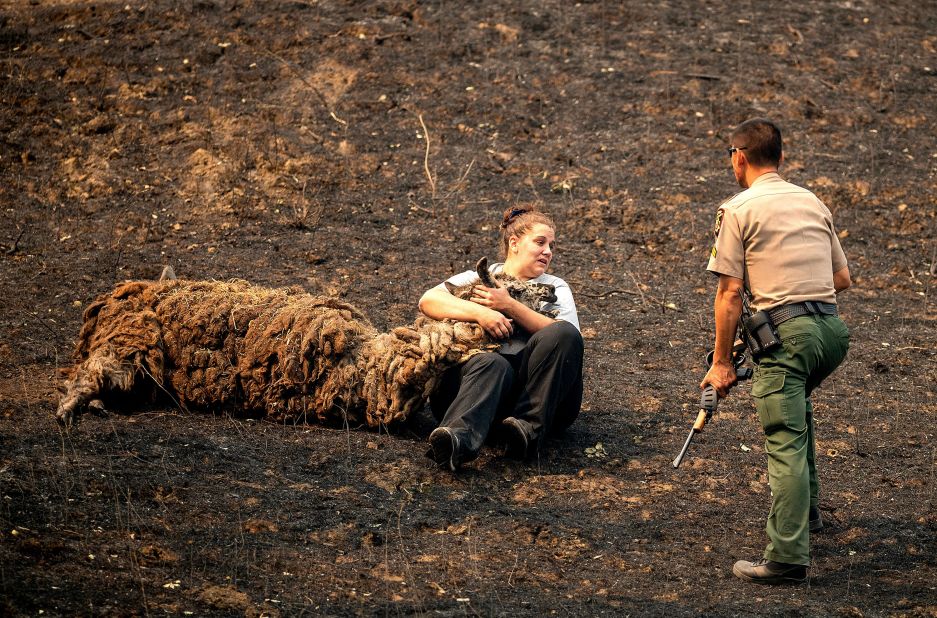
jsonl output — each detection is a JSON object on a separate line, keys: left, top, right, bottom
{"left": 463, "top": 351, "right": 513, "bottom": 377}
{"left": 431, "top": 353, "right": 512, "bottom": 419}
{"left": 530, "top": 320, "right": 584, "bottom": 357}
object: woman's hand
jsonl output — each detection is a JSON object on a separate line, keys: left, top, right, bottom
{"left": 476, "top": 307, "right": 514, "bottom": 339}
{"left": 419, "top": 286, "right": 513, "bottom": 339}
{"left": 470, "top": 284, "right": 557, "bottom": 335}
{"left": 469, "top": 285, "right": 515, "bottom": 314}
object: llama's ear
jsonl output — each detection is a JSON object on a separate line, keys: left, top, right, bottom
{"left": 444, "top": 281, "right": 457, "bottom": 295}
{"left": 476, "top": 257, "right": 499, "bottom": 288}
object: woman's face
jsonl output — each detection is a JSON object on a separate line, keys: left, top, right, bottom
{"left": 507, "top": 223, "right": 555, "bottom": 279}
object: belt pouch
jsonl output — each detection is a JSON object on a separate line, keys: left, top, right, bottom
{"left": 743, "top": 309, "right": 781, "bottom": 356}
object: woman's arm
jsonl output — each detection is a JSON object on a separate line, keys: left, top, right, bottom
{"left": 419, "top": 286, "right": 514, "bottom": 339}
{"left": 469, "top": 286, "right": 556, "bottom": 334}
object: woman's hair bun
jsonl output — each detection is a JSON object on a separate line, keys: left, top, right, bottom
{"left": 500, "top": 205, "right": 535, "bottom": 229}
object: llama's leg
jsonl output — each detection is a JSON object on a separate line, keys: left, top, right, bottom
{"left": 56, "top": 350, "right": 139, "bottom": 426}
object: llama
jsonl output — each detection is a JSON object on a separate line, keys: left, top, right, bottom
{"left": 56, "top": 266, "right": 558, "bottom": 428}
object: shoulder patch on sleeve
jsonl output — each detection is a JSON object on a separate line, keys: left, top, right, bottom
{"left": 713, "top": 208, "right": 725, "bottom": 240}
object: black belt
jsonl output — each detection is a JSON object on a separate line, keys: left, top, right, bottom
{"left": 768, "top": 301, "right": 838, "bottom": 326}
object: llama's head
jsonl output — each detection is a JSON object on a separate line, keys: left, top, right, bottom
{"left": 481, "top": 256, "right": 558, "bottom": 309}
{"left": 500, "top": 278, "right": 557, "bottom": 308}
{"left": 444, "top": 257, "right": 557, "bottom": 314}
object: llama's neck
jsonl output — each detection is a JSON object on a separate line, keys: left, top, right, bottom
{"left": 357, "top": 319, "right": 497, "bottom": 426}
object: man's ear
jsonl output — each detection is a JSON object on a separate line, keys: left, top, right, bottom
{"left": 730, "top": 152, "right": 741, "bottom": 175}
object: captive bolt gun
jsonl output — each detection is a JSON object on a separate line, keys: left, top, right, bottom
{"left": 672, "top": 345, "right": 753, "bottom": 469}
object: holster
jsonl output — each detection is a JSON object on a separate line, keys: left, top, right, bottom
{"left": 741, "top": 309, "right": 781, "bottom": 357}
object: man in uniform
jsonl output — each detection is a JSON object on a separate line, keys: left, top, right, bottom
{"left": 702, "top": 118, "right": 852, "bottom": 584}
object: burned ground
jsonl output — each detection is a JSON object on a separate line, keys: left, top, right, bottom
{"left": 0, "top": 0, "right": 935, "bottom": 616}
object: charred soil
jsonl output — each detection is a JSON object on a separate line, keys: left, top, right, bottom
{"left": 1, "top": 1, "right": 935, "bottom": 616}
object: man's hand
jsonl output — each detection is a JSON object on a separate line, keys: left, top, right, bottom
{"left": 701, "top": 359, "right": 738, "bottom": 398}
{"left": 475, "top": 307, "right": 514, "bottom": 340}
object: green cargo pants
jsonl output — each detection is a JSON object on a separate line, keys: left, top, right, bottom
{"left": 751, "top": 313, "right": 850, "bottom": 566}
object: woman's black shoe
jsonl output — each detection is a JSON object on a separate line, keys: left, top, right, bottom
{"left": 427, "top": 427, "right": 461, "bottom": 471}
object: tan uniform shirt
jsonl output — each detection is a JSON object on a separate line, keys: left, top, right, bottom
{"left": 707, "top": 172, "right": 848, "bottom": 311}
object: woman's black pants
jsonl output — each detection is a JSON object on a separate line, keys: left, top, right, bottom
{"left": 429, "top": 320, "right": 584, "bottom": 460}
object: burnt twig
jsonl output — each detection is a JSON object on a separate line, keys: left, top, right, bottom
{"left": 4, "top": 227, "right": 25, "bottom": 255}
{"left": 577, "top": 288, "right": 641, "bottom": 299}
{"left": 417, "top": 113, "right": 437, "bottom": 204}
{"left": 626, "top": 270, "right": 648, "bottom": 308}
{"left": 30, "top": 312, "right": 62, "bottom": 340}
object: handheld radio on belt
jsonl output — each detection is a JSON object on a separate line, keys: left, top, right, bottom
{"left": 738, "top": 290, "right": 781, "bottom": 356}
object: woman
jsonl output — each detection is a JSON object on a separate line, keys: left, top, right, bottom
{"left": 419, "top": 205, "right": 584, "bottom": 471}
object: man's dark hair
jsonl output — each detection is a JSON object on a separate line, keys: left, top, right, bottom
{"left": 731, "top": 118, "right": 782, "bottom": 167}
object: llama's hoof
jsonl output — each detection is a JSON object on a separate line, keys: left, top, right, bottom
{"left": 56, "top": 403, "right": 79, "bottom": 427}
{"left": 55, "top": 407, "right": 73, "bottom": 427}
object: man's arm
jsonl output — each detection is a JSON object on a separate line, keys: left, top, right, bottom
{"left": 701, "top": 274, "right": 744, "bottom": 398}
{"left": 833, "top": 266, "right": 851, "bottom": 293}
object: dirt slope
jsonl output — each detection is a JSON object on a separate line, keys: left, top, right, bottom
{"left": 0, "top": 1, "right": 935, "bottom": 615}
